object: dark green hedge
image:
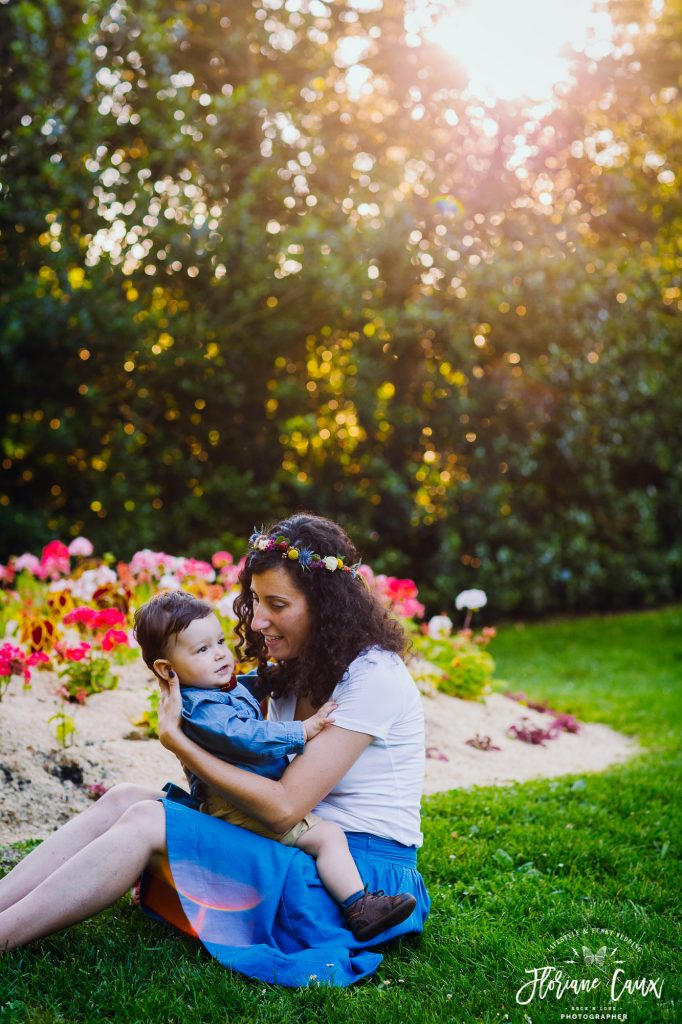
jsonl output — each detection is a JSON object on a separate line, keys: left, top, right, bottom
{"left": 1, "top": 0, "right": 680, "bottom": 616}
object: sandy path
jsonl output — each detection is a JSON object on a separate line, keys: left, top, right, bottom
{"left": 0, "top": 663, "right": 640, "bottom": 844}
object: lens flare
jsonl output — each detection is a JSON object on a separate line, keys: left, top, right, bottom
{"left": 432, "top": 194, "right": 465, "bottom": 217}
{"left": 166, "top": 858, "right": 264, "bottom": 913}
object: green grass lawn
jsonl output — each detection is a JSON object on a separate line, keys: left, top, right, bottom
{"left": 1, "top": 607, "right": 680, "bottom": 1024}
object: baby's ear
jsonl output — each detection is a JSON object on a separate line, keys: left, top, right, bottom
{"left": 153, "top": 658, "right": 173, "bottom": 682}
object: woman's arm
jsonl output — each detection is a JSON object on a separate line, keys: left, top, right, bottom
{"left": 158, "top": 676, "right": 371, "bottom": 833}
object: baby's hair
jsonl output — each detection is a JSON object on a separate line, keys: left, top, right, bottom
{"left": 133, "top": 590, "right": 213, "bottom": 673}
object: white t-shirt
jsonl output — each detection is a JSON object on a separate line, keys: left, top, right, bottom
{"left": 268, "top": 648, "right": 425, "bottom": 847}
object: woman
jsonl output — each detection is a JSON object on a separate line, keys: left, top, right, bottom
{"left": 0, "top": 514, "right": 429, "bottom": 986}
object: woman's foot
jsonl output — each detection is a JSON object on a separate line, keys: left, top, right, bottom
{"left": 343, "top": 887, "right": 417, "bottom": 941}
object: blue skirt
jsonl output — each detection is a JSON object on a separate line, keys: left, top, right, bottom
{"left": 139, "top": 787, "right": 430, "bottom": 987}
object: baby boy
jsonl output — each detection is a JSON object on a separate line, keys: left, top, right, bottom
{"left": 133, "top": 590, "right": 416, "bottom": 941}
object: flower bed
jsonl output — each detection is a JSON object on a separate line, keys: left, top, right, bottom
{"left": 1, "top": 538, "right": 505, "bottom": 749}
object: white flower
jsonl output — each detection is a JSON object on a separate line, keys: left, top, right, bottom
{"left": 256, "top": 538, "right": 269, "bottom": 550}
{"left": 49, "top": 578, "right": 73, "bottom": 593}
{"left": 323, "top": 556, "right": 338, "bottom": 571}
{"left": 158, "top": 574, "right": 182, "bottom": 590}
{"left": 215, "top": 592, "right": 238, "bottom": 619}
{"left": 455, "top": 589, "right": 487, "bottom": 611}
{"left": 70, "top": 565, "right": 117, "bottom": 601}
{"left": 427, "top": 614, "right": 453, "bottom": 639}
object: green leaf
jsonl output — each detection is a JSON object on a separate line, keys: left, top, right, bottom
{"left": 493, "top": 848, "right": 514, "bottom": 869}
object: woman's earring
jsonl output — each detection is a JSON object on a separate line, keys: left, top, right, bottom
{"left": 169, "top": 669, "right": 175, "bottom": 679}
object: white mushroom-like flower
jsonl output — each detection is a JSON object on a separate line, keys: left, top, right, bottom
{"left": 323, "top": 555, "right": 338, "bottom": 571}
{"left": 455, "top": 589, "right": 487, "bottom": 611}
{"left": 427, "top": 614, "right": 453, "bottom": 639}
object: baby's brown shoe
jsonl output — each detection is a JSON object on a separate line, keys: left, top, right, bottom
{"left": 343, "top": 887, "right": 417, "bottom": 941}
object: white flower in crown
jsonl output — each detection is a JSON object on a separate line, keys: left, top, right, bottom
{"left": 455, "top": 589, "right": 487, "bottom": 611}
{"left": 324, "top": 555, "right": 338, "bottom": 571}
{"left": 256, "top": 537, "right": 269, "bottom": 550}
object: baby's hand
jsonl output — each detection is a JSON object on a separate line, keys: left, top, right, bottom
{"left": 303, "top": 701, "right": 337, "bottom": 741}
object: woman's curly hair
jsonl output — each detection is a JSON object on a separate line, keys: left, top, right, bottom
{"left": 234, "top": 512, "right": 407, "bottom": 708}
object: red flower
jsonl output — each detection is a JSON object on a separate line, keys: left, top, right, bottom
{"left": 385, "top": 577, "right": 418, "bottom": 601}
{"left": 101, "top": 629, "right": 129, "bottom": 651}
{"left": 64, "top": 607, "right": 97, "bottom": 627}
{"left": 93, "top": 608, "right": 126, "bottom": 629}
{"left": 59, "top": 642, "right": 91, "bottom": 662}
{"left": 0, "top": 563, "right": 16, "bottom": 585}
{"left": 42, "top": 540, "right": 70, "bottom": 561}
{"left": 40, "top": 540, "right": 71, "bottom": 578}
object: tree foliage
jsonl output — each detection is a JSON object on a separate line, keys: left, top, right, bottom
{"left": 1, "top": 0, "right": 680, "bottom": 614}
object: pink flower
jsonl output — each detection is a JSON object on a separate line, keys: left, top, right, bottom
{"left": 0, "top": 643, "right": 26, "bottom": 678}
{"left": 40, "top": 540, "right": 71, "bottom": 579}
{"left": 507, "top": 718, "right": 555, "bottom": 745}
{"left": 27, "top": 652, "right": 50, "bottom": 667}
{"left": 212, "top": 550, "right": 234, "bottom": 569}
{"left": 176, "top": 557, "right": 216, "bottom": 582}
{"left": 550, "top": 713, "right": 581, "bottom": 734}
{"left": 394, "top": 596, "right": 425, "bottom": 620}
{"left": 68, "top": 536, "right": 94, "bottom": 557}
{"left": 129, "top": 549, "right": 178, "bottom": 578}
{"left": 101, "top": 629, "right": 129, "bottom": 651}
{"left": 14, "top": 553, "right": 42, "bottom": 574}
{"left": 87, "top": 782, "right": 110, "bottom": 799}
{"left": 218, "top": 565, "right": 241, "bottom": 588}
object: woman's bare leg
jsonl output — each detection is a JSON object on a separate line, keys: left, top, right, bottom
{"left": 0, "top": 799, "right": 166, "bottom": 953}
{"left": 0, "top": 783, "right": 163, "bottom": 912}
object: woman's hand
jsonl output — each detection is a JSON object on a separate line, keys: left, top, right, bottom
{"left": 157, "top": 671, "right": 184, "bottom": 749}
{"left": 303, "top": 701, "right": 337, "bottom": 741}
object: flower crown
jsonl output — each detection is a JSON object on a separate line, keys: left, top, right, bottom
{"left": 248, "top": 530, "right": 360, "bottom": 578}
